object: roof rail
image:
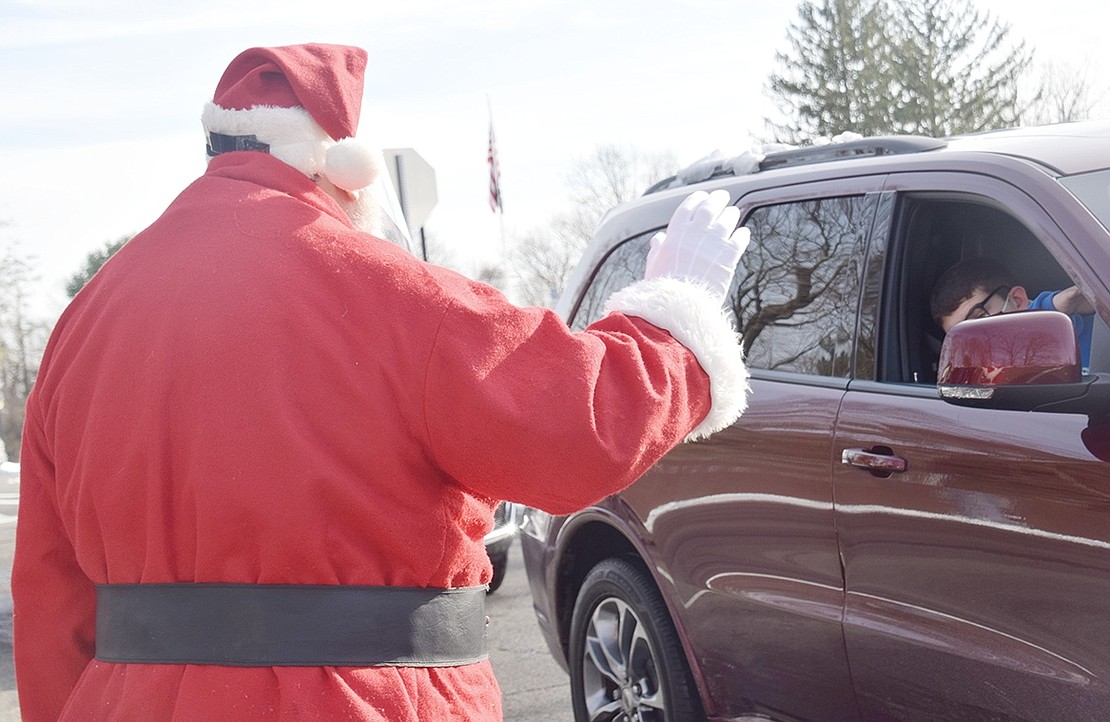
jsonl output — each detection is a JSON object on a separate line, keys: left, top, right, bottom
{"left": 643, "top": 135, "right": 947, "bottom": 196}
{"left": 759, "top": 136, "right": 947, "bottom": 170}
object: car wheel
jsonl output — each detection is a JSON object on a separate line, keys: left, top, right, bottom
{"left": 568, "top": 556, "right": 704, "bottom": 722}
{"left": 486, "top": 548, "right": 509, "bottom": 594}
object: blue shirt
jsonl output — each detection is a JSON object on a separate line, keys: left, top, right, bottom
{"left": 1028, "top": 290, "right": 1094, "bottom": 369}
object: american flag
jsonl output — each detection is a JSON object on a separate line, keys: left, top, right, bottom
{"left": 487, "top": 121, "right": 503, "bottom": 213}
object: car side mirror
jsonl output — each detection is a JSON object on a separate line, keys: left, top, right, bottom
{"left": 937, "top": 310, "right": 1110, "bottom": 414}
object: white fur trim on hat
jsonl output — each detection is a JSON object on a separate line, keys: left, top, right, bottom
{"left": 605, "top": 277, "right": 749, "bottom": 441}
{"left": 202, "top": 101, "right": 377, "bottom": 190}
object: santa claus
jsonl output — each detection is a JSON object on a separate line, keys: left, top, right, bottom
{"left": 12, "top": 43, "right": 749, "bottom": 721}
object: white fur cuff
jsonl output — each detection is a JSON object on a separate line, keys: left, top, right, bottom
{"left": 605, "top": 277, "right": 749, "bottom": 441}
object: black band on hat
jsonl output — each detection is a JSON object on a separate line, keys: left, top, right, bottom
{"left": 206, "top": 132, "right": 271, "bottom": 157}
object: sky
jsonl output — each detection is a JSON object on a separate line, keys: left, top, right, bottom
{"left": 2, "top": 0, "right": 1108, "bottom": 320}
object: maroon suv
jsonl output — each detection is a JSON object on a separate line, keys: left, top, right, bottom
{"left": 519, "top": 121, "right": 1110, "bottom": 722}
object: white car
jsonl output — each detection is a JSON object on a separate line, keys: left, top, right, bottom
{"left": 483, "top": 501, "right": 521, "bottom": 593}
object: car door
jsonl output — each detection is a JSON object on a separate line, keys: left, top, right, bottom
{"left": 599, "top": 177, "right": 888, "bottom": 721}
{"left": 834, "top": 171, "right": 1110, "bottom": 721}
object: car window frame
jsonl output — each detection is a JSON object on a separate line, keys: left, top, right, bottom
{"left": 860, "top": 169, "right": 1095, "bottom": 392}
{"left": 732, "top": 174, "right": 889, "bottom": 385}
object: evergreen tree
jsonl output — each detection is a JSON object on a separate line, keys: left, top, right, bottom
{"left": 767, "top": 0, "right": 1034, "bottom": 141}
{"left": 65, "top": 235, "right": 130, "bottom": 298}
{"left": 890, "top": 0, "right": 1032, "bottom": 136}
{"left": 767, "top": 0, "right": 894, "bottom": 142}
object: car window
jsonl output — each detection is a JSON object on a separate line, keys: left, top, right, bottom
{"left": 568, "top": 230, "right": 654, "bottom": 332}
{"left": 1060, "top": 168, "right": 1110, "bottom": 233}
{"left": 881, "top": 193, "right": 1078, "bottom": 385}
{"left": 570, "top": 195, "right": 876, "bottom": 380}
{"left": 728, "top": 195, "right": 877, "bottom": 377}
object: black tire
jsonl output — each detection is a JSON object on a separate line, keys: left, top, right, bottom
{"left": 486, "top": 548, "right": 509, "bottom": 594}
{"left": 568, "top": 556, "right": 705, "bottom": 722}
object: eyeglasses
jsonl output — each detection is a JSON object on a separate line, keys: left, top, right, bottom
{"left": 964, "top": 285, "right": 1013, "bottom": 322}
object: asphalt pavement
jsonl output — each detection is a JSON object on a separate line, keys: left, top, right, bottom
{"left": 488, "top": 542, "right": 576, "bottom": 721}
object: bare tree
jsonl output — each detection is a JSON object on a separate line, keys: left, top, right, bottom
{"left": 1024, "top": 57, "right": 1108, "bottom": 125}
{"left": 0, "top": 235, "right": 50, "bottom": 459}
{"left": 510, "top": 209, "right": 594, "bottom": 307}
{"left": 567, "top": 145, "right": 678, "bottom": 220}
{"left": 509, "top": 145, "right": 678, "bottom": 308}
{"left": 474, "top": 263, "right": 508, "bottom": 291}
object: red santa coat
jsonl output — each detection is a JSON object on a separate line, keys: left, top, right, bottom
{"left": 13, "top": 152, "right": 746, "bottom": 721}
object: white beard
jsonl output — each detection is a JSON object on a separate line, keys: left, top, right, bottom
{"left": 316, "top": 175, "right": 413, "bottom": 254}
{"left": 336, "top": 189, "right": 383, "bottom": 237}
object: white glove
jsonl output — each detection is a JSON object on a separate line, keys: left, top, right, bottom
{"left": 645, "top": 189, "right": 750, "bottom": 300}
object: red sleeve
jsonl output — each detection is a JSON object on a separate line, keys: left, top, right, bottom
{"left": 422, "top": 274, "right": 714, "bottom": 515}
{"left": 12, "top": 396, "right": 96, "bottom": 721}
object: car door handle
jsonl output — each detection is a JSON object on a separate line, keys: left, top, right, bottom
{"left": 841, "top": 447, "right": 907, "bottom": 475}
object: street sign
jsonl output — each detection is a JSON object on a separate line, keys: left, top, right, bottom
{"left": 383, "top": 148, "right": 437, "bottom": 232}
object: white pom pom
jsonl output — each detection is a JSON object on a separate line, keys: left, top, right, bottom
{"left": 325, "top": 138, "right": 379, "bottom": 191}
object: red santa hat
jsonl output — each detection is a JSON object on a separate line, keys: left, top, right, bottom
{"left": 202, "top": 43, "right": 379, "bottom": 192}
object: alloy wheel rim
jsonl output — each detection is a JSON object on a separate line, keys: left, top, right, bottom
{"left": 581, "top": 596, "right": 665, "bottom": 722}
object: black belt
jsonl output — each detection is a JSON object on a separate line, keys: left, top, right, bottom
{"left": 95, "top": 583, "right": 488, "bottom": 667}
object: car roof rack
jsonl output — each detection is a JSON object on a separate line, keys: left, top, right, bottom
{"left": 644, "top": 135, "right": 948, "bottom": 195}
{"left": 760, "top": 136, "right": 947, "bottom": 170}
